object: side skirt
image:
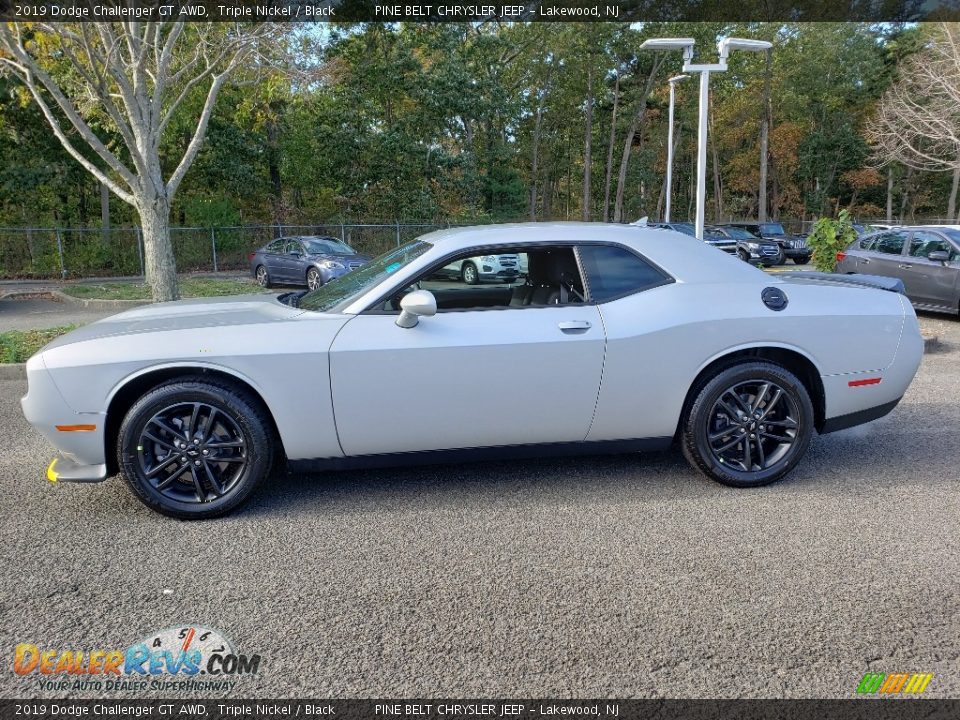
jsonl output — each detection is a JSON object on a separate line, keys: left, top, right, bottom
{"left": 287, "top": 437, "right": 674, "bottom": 473}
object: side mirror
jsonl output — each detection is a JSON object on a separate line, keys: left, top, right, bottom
{"left": 396, "top": 289, "right": 437, "bottom": 328}
{"left": 928, "top": 250, "right": 950, "bottom": 263}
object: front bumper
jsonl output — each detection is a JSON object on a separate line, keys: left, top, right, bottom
{"left": 46, "top": 456, "right": 108, "bottom": 483}
{"left": 783, "top": 246, "right": 810, "bottom": 260}
{"left": 21, "top": 354, "right": 109, "bottom": 482}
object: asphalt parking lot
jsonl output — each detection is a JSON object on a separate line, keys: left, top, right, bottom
{"left": 0, "top": 310, "right": 958, "bottom": 699}
{"left": 0, "top": 298, "right": 118, "bottom": 331}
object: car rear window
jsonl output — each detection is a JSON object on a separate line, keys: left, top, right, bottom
{"left": 577, "top": 245, "right": 670, "bottom": 303}
{"left": 759, "top": 223, "right": 786, "bottom": 235}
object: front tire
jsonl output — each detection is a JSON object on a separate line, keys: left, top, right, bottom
{"left": 793, "top": 257, "right": 808, "bottom": 265}
{"left": 307, "top": 267, "right": 323, "bottom": 290}
{"left": 681, "top": 362, "right": 814, "bottom": 488}
{"left": 117, "top": 379, "right": 274, "bottom": 519}
{"left": 462, "top": 261, "right": 479, "bottom": 285}
{"left": 775, "top": 251, "right": 787, "bottom": 266}
{"left": 737, "top": 249, "right": 750, "bottom": 263}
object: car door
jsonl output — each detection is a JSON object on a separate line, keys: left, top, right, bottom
{"left": 902, "top": 230, "right": 960, "bottom": 309}
{"left": 275, "top": 240, "right": 305, "bottom": 282}
{"left": 859, "top": 231, "right": 909, "bottom": 279}
{"left": 327, "top": 247, "right": 606, "bottom": 457}
{"left": 261, "top": 239, "right": 286, "bottom": 278}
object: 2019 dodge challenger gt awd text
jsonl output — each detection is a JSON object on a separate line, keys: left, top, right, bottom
{"left": 22, "top": 223, "right": 923, "bottom": 518}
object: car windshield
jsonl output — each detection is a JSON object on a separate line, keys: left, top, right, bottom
{"left": 759, "top": 223, "right": 787, "bottom": 235}
{"left": 671, "top": 223, "right": 696, "bottom": 237}
{"left": 940, "top": 229, "right": 960, "bottom": 244}
{"left": 298, "top": 240, "right": 432, "bottom": 313}
{"left": 726, "top": 227, "right": 759, "bottom": 239}
{"left": 303, "top": 238, "right": 356, "bottom": 255}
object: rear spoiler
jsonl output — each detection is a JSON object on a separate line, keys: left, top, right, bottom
{"left": 779, "top": 272, "right": 906, "bottom": 294}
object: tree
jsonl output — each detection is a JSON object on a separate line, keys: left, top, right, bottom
{"left": 0, "top": 22, "right": 272, "bottom": 300}
{"left": 867, "top": 23, "right": 960, "bottom": 220}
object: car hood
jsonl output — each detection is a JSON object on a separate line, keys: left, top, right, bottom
{"left": 41, "top": 293, "right": 303, "bottom": 350}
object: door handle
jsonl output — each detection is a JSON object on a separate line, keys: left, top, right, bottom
{"left": 861, "top": 258, "right": 870, "bottom": 264}
{"left": 558, "top": 320, "right": 592, "bottom": 332}
{"left": 898, "top": 263, "right": 913, "bottom": 269}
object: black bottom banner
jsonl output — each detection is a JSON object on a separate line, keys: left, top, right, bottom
{"left": 2, "top": 700, "right": 960, "bottom": 720}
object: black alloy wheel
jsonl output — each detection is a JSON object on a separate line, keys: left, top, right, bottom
{"left": 118, "top": 379, "right": 273, "bottom": 518}
{"left": 681, "top": 361, "right": 813, "bottom": 488}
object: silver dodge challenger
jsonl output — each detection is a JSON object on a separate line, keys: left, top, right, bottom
{"left": 22, "top": 223, "right": 924, "bottom": 519}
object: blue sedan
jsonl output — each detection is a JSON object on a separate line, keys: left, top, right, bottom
{"left": 250, "top": 236, "right": 371, "bottom": 290}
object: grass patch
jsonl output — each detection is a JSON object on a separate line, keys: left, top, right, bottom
{"left": 0, "top": 326, "right": 77, "bottom": 364}
{"left": 61, "top": 277, "right": 264, "bottom": 301}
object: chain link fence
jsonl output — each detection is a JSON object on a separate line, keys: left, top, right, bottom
{"left": 7, "top": 216, "right": 948, "bottom": 280}
{"left": 0, "top": 222, "right": 479, "bottom": 280}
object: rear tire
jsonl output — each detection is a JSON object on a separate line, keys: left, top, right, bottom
{"left": 255, "top": 265, "right": 272, "bottom": 288}
{"left": 117, "top": 379, "right": 274, "bottom": 519}
{"left": 793, "top": 257, "right": 808, "bottom": 265}
{"left": 462, "top": 261, "right": 479, "bottom": 285}
{"left": 681, "top": 362, "right": 813, "bottom": 488}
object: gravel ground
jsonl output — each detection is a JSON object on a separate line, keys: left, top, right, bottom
{"left": 0, "top": 315, "right": 957, "bottom": 700}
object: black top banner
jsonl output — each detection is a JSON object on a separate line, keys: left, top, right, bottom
{"left": 0, "top": 0, "right": 955, "bottom": 22}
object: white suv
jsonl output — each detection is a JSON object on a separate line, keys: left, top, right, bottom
{"left": 442, "top": 253, "right": 522, "bottom": 284}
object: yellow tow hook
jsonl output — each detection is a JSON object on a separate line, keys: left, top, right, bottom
{"left": 46, "top": 459, "right": 59, "bottom": 483}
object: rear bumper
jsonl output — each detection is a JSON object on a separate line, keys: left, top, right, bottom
{"left": 820, "top": 398, "right": 902, "bottom": 434}
{"left": 819, "top": 296, "right": 923, "bottom": 432}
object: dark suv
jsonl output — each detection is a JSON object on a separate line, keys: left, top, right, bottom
{"left": 648, "top": 222, "right": 737, "bottom": 254}
{"left": 724, "top": 222, "right": 810, "bottom": 265}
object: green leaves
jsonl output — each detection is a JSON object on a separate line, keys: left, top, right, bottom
{"left": 807, "top": 209, "right": 857, "bottom": 272}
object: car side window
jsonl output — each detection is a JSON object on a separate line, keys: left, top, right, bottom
{"left": 577, "top": 244, "right": 670, "bottom": 303}
{"left": 266, "top": 240, "right": 285, "bottom": 253}
{"left": 858, "top": 234, "right": 878, "bottom": 250}
{"left": 379, "top": 246, "right": 585, "bottom": 313}
{"left": 284, "top": 240, "right": 303, "bottom": 255}
{"left": 909, "top": 232, "right": 957, "bottom": 260}
{"left": 872, "top": 232, "right": 908, "bottom": 255}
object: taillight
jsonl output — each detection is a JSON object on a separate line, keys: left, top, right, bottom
{"left": 836, "top": 251, "right": 846, "bottom": 262}
{"left": 248, "top": 253, "right": 256, "bottom": 261}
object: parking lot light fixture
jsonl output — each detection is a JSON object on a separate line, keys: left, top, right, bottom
{"left": 641, "top": 37, "right": 772, "bottom": 240}
{"left": 665, "top": 74, "right": 689, "bottom": 223}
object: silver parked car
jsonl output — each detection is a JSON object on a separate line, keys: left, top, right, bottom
{"left": 23, "top": 223, "right": 923, "bottom": 518}
{"left": 835, "top": 226, "right": 960, "bottom": 315}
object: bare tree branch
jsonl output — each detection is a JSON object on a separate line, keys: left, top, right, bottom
{"left": 867, "top": 23, "right": 960, "bottom": 174}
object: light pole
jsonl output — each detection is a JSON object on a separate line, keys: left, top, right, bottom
{"left": 664, "top": 74, "right": 689, "bottom": 223}
{"left": 641, "top": 37, "right": 772, "bottom": 240}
